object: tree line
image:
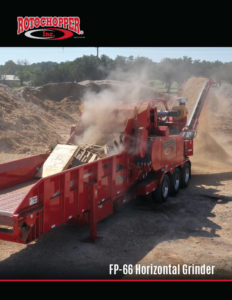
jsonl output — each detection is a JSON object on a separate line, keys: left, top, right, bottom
{"left": 0, "top": 55, "right": 231, "bottom": 91}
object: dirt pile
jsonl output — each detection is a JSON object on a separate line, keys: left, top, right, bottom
{"left": 28, "top": 82, "right": 86, "bottom": 101}
{"left": 0, "top": 83, "right": 84, "bottom": 157}
{"left": 182, "top": 77, "right": 232, "bottom": 172}
{"left": 78, "top": 80, "right": 172, "bottom": 101}
{"left": 193, "top": 131, "right": 230, "bottom": 161}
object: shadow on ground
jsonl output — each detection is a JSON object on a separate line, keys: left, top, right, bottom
{"left": 0, "top": 171, "right": 231, "bottom": 279}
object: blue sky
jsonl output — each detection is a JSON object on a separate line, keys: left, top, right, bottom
{"left": 0, "top": 47, "right": 232, "bottom": 65}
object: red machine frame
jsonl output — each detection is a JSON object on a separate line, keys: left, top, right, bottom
{"left": 0, "top": 79, "right": 215, "bottom": 244}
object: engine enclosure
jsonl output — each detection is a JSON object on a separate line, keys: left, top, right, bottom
{"left": 150, "top": 135, "right": 184, "bottom": 171}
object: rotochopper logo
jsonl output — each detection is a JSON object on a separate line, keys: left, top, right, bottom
{"left": 17, "top": 16, "right": 84, "bottom": 40}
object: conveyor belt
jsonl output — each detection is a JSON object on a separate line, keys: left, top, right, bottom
{"left": 187, "top": 79, "right": 208, "bottom": 129}
{"left": 0, "top": 179, "right": 38, "bottom": 216}
{"left": 181, "top": 79, "right": 212, "bottom": 139}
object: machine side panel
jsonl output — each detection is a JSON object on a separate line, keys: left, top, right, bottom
{"left": 151, "top": 136, "right": 184, "bottom": 171}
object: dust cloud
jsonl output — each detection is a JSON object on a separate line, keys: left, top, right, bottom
{"left": 74, "top": 68, "right": 171, "bottom": 147}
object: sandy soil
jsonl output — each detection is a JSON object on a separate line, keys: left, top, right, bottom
{"left": 0, "top": 78, "right": 232, "bottom": 280}
{"left": 0, "top": 83, "right": 84, "bottom": 158}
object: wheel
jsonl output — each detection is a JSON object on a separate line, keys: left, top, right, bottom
{"left": 170, "top": 168, "right": 181, "bottom": 195}
{"left": 153, "top": 174, "right": 170, "bottom": 203}
{"left": 181, "top": 162, "right": 191, "bottom": 188}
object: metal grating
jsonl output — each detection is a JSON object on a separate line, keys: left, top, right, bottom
{"left": 0, "top": 180, "right": 38, "bottom": 215}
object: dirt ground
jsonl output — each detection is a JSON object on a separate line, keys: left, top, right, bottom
{"left": 0, "top": 78, "right": 232, "bottom": 280}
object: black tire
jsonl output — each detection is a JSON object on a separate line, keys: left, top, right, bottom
{"left": 153, "top": 174, "right": 170, "bottom": 203}
{"left": 170, "top": 168, "right": 181, "bottom": 195}
{"left": 180, "top": 162, "right": 191, "bottom": 188}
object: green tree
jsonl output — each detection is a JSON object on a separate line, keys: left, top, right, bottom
{"left": 16, "top": 69, "right": 31, "bottom": 85}
{"left": 2, "top": 60, "right": 18, "bottom": 75}
{"left": 157, "top": 58, "right": 177, "bottom": 93}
